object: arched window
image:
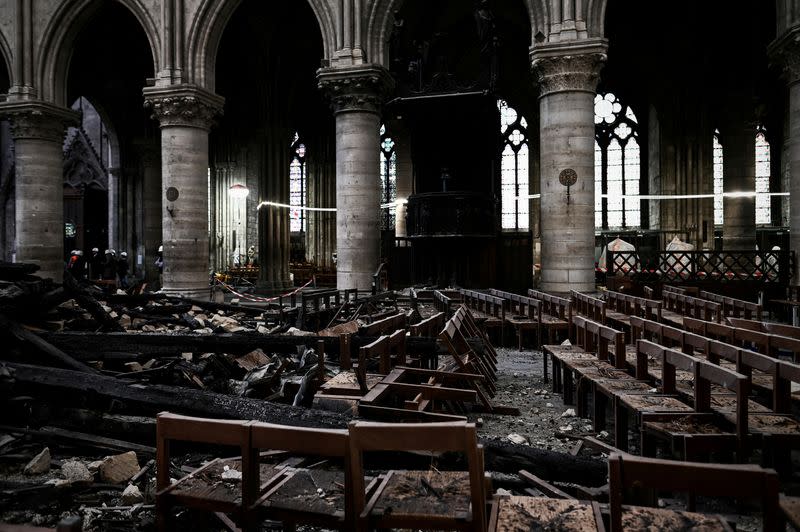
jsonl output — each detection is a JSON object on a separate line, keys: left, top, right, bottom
{"left": 594, "top": 93, "right": 640, "bottom": 229}
{"left": 379, "top": 124, "right": 397, "bottom": 231}
{"left": 498, "top": 100, "right": 529, "bottom": 230}
{"left": 713, "top": 130, "right": 724, "bottom": 226}
{"left": 755, "top": 126, "right": 771, "bottom": 225}
{"left": 289, "top": 133, "right": 307, "bottom": 232}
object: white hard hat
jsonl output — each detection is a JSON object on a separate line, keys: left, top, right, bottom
{"left": 121, "top": 252, "right": 128, "bottom": 257}
{"left": 75, "top": 250, "right": 83, "bottom": 256}
{"left": 70, "top": 250, "right": 77, "bottom": 255}
{"left": 92, "top": 247, "right": 99, "bottom": 253}
{"left": 109, "top": 249, "right": 116, "bottom": 255}
{"left": 158, "top": 245, "right": 163, "bottom": 252}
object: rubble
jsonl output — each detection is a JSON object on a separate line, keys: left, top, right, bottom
{"left": 99, "top": 451, "right": 140, "bottom": 484}
{"left": 61, "top": 460, "right": 93, "bottom": 483}
{"left": 23, "top": 447, "right": 51, "bottom": 475}
{"left": 121, "top": 484, "right": 144, "bottom": 505}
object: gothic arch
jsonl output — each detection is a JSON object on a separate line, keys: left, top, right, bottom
{"left": 365, "top": 0, "right": 548, "bottom": 68}
{"left": 37, "top": 0, "right": 159, "bottom": 106}
{"left": 187, "top": 0, "right": 335, "bottom": 91}
{"left": 586, "top": 0, "right": 608, "bottom": 38}
{"left": 0, "top": 27, "right": 12, "bottom": 91}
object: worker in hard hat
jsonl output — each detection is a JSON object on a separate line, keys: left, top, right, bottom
{"left": 117, "top": 251, "right": 130, "bottom": 289}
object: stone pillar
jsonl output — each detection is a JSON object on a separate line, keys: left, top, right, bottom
{"left": 771, "top": 33, "right": 800, "bottom": 281}
{"left": 531, "top": 41, "right": 607, "bottom": 293}
{"left": 107, "top": 167, "right": 121, "bottom": 251}
{"left": 135, "top": 142, "right": 162, "bottom": 281}
{"left": 318, "top": 66, "right": 394, "bottom": 291}
{"left": 392, "top": 119, "right": 412, "bottom": 238}
{"left": 722, "top": 124, "right": 756, "bottom": 249}
{"left": 1, "top": 101, "right": 78, "bottom": 281}
{"left": 144, "top": 86, "right": 223, "bottom": 299}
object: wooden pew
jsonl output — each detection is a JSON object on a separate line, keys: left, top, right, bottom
{"left": 699, "top": 290, "right": 762, "bottom": 320}
{"left": 458, "top": 288, "right": 506, "bottom": 342}
{"left": 488, "top": 288, "right": 543, "bottom": 350}
{"left": 571, "top": 291, "right": 606, "bottom": 324}
{"left": 661, "top": 291, "right": 722, "bottom": 326}
{"left": 727, "top": 317, "right": 800, "bottom": 340}
{"left": 608, "top": 453, "right": 781, "bottom": 532}
{"left": 409, "top": 312, "right": 446, "bottom": 338}
{"left": 527, "top": 289, "right": 572, "bottom": 345}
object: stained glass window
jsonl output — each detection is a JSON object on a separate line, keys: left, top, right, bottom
{"left": 713, "top": 131, "right": 724, "bottom": 226}
{"left": 379, "top": 124, "right": 397, "bottom": 231}
{"left": 289, "top": 133, "right": 307, "bottom": 232}
{"left": 755, "top": 126, "right": 771, "bottom": 225}
{"left": 594, "top": 93, "right": 640, "bottom": 229}
{"left": 498, "top": 99, "right": 529, "bottom": 230}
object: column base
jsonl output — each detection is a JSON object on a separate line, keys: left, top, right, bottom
{"left": 160, "top": 286, "right": 212, "bottom": 300}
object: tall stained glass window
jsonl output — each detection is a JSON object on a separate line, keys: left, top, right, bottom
{"left": 755, "top": 126, "right": 771, "bottom": 225}
{"left": 498, "top": 99, "right": 529, "bottom": 230}
{"left": 289, "top": 133, "right": 307, "bottom": 232}
{"left": 713, "top": 130, "right": 724, "bottom": 226}
{"left": 594, "top": 93, "right": 640, "bottom": 229}
{"left": 379, "top": 124, "right": 397, "bottom": 231}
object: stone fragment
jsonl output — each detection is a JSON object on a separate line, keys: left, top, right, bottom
{"left": 221, "top": 465, "right": 242, "bottom": 481}
{"left": 61, "top": 461, "right": 93, "bottom": 483}
{"left": 121, "top": 484, "right": 144, "bottom": 504}
{"left": 560, "top": 408, "right": 576, "bottom": 418}
{"left": 24, "top": 447, "right": 51, "bottom": 475}
{"left": 507, "top": 433, "right": 528, "bottom": 445}
{"left": 99, "top": 451, "right": 140, "bottom": 484}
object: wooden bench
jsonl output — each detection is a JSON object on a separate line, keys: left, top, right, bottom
{"left": 359, "top": 312, "right": 407, "bottom": 337}
{"left": 608, "top": 452, "right": 781, "bottom": 532}
{"left": 409, "top": 312, "right": 446, "bottom": 338}
{"left": 571, "top": 290, "right": 606, "bottom": 324}
{"left": 458, "top": 289, "right": 506, "bottom": 342}
{"left": 661, "top": 291, "right": 722, "bottom": 326}
{"left": 433, "top": 290, "right": 461, "bottom": 318}
{"left": 527, "top": 290, "right": 572, "bottom": 344}
{"left": 727, "top": 317, "right": 800, "bottom": 340}
{"left": 488, "top": 288, "right": 543, "bottom": 350}
{"left": 354, "top": 330, "right": 407, "bottom": 391}
{"left": 603, "top": 290, "right": 662, "bottom": 340}
{"left": 641, "top": 355, "right": 750, "bottom": 461}
{"left": 348, "top": 421, "right": 487, "bottom": 532}
{"left": 699, "top": 290, "right": 762, "bottom": 320}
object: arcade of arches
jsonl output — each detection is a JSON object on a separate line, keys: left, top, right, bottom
{"left": 1, "top": 0, "right": 800, "bottom": 297}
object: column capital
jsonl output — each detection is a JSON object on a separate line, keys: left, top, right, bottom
{"left": 530, "top": 39, "right": 608, "bottom": 97}
{"left": 317, "top": 65, "right": 395, "bottom": 115}
{"left": 0, "top": 100, "right": 79, "bottom": 141}
{"left": 768, "top": 28, "right": 800, "bottom": 85}
{"left": 143, "top": 84, "right": 224, "bottom": 130}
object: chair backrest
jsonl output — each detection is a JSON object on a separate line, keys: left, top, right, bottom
{"left": 608, "top": 452, "right": 780, "bottom": 532}
{"left": 348, "top": 421, "right": 485, "bottom": 530}
{"left": 528, "top": 289, "right": 572, "bottom": 322}
{"left": 571, "top": 290, "right": 606, "bottom": 323}
{"left": 410, "top": 312, "right": 446, "bottom": 337}
{"left": 155, "top": 412, "right": 253, "bottom": 503}
{"left": 775, "top": 360, "right": 800, "bottom": 414}
{"left": 728, "top": 317, "right": 800, "bottom": 340}
{"left": 694, "top": 361, "right": 749, "bottom": 442}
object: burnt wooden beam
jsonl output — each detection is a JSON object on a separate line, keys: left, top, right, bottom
{"left": 38, "top": 332, "right": 447, "bottom": 358}
{"left": 6, "top": 362, "right": 353, "bottom": 429}
{"left": 0, "top": 424, "right": 156, "bottom": 456}
{"left": 0, "top": 315, "right": 99, "bottom": 374}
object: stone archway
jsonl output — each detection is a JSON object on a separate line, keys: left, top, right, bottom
{"left": 186, "top": 0, "right": 334, "bottom": 91}
{"left": 37, "top": 0, "right": 160, "bottom": 106}
{"left": 365, "top": 0, "right": 547, "bottom": 68}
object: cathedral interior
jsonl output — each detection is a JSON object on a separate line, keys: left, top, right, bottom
{"left": 2, "top": 1, "right": 800, "bottom": 531}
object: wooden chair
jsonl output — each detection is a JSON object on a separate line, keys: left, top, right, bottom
{"left": 348, "top": 421, "right": 487, "bottom": 532}
{"left": 608, "top": 452, "right": 781, "bottom": 532}
{"left": 155, "top": 412, "right": 253, "bottom": 531}
{"left": 245, "top": 423, "right": 352, "bottom": 531}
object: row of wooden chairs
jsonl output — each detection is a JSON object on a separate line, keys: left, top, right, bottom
{"left": 156, "top": 413, "right": 487, "bottom": 531}
{"left": 487, "top": 288, "right": 543, "bottom": 350}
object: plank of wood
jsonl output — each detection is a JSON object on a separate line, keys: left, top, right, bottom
{"left": 5, "top": 362, "right": 353, "bottom": 429}
{"left": 0, "top": 315, "right": 99, "bottom": 374}
{"left": 0, "top": 424, "right": 156, "bottom": 455}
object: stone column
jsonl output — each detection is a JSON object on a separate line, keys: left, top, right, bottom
{"left": 771, "top": 33, "right": 800, "bottom": 281}
{"left": 0, "top": 101, "right": 78, "bottom": 281}
{"left": 135, "top": 142, "right": 162, "bottom": 281}
{"left": 392, "top": 119, "right": 412, "bottom": 238}
{"left": 144, "top": 85, "right": 224, "bottom": 299}
{"left": 722, "top": 124, "right": 756, "bottom": 249}
{"left": 318, "top": 66, "right": 394, "bottom": 291}
{"left": 531, "top": 41, "right": 607, "bottom": 293}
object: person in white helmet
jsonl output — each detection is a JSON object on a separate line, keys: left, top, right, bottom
{"left": 102, "top": 249, "right": 117, "bottom": 281}
{"left": 89, "top": 247, "right": 102, "bottom": 279}
{"left": 154, "top": 245, "right": 164, "bottom": 275}
{"left": 117, "top": 251, "right": 130, "bottom": 289}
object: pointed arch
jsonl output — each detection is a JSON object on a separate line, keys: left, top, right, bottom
{"left": 365, "top": 0, "right": 547, "bottom": 68}
{"left": 37, "top": 0, "right": 159, "bottom": 106}
{"left": 586, "top": 0, "right": 608, "bottom": 38}
{"left": 0, "top": 27, "right": 12, "bottom": 90}
{"left": 187, "top": 0, "right": 334, "bottom": 91}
